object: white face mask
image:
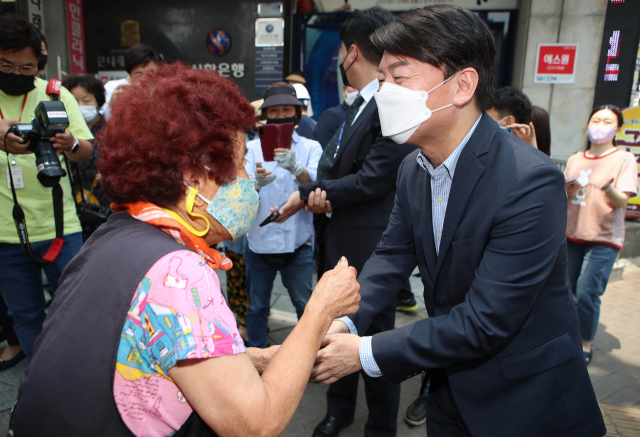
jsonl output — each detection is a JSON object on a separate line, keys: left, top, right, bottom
{"left": 374, "top": 74, "right": 456, "bottom": 144}
{"left": 79, "top": 105, "right": 98, "bottom": 123}
{"left": 344, "top": 90, "right": 359, "bottom": 106}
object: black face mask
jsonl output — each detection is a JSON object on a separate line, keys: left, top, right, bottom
{"left": 339, "top": 48, "right": 357, "bottom": 88}
{"left": 0, "top": 70, "right": 36, "bottom": 96}
{"left": 38, "top": 54, "right": 48, "bottom": 72}
{"left": 266, "top": 116, "right": 297, "bottom": 126}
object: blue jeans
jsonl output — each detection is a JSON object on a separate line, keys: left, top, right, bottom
{"left": 567, "top": 240, "right": 619, "bottom": 342}
{"left": 0, "top": 232, "right": 83, "bottom": 361}
{"left": 245, "top": 245, "right": 314, "bottom": 348}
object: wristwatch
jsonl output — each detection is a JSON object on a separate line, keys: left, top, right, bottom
{"left": 70, "top": 135, "right": 79, "bottom": 154}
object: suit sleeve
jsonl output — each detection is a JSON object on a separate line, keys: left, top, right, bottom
{"left": 348, "top": 155, "right": 419, "bottom": 333}
{"left": 370, "top": 164, "right": 568, "bottom": 383}
{"left": 299, "top": 134, "right": 415, "bottom": 210}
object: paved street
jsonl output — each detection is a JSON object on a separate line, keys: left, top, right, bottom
{"left": 0, "top": 259, "right": 638, "bottom": 436}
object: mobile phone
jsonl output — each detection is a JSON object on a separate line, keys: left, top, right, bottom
{"left": 259, "top": 202, "right": 287, "bottom": 227}
{"left": 565, "top": 179, "right": 578, "bottom": 186}
{"left": 258, "top": 123, "right": 294, "bottom": 161}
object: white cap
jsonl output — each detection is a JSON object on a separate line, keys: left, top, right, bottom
{"left": 292, "top": 83, "right": 313, "bottom": 117}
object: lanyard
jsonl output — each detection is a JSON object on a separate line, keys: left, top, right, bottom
{"left": 334, "top": 121, "right": 347, "bottom": 158}
{"left": 0, "top": 93, "right": 29, "bottom": 122}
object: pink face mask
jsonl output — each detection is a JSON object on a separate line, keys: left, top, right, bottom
{"left": 587, "top": 124, "right": 617, "bottom": 145}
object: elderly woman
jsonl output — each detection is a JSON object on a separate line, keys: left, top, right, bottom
{"left": 10, "top": 63, "right": 360, "bottom": 436}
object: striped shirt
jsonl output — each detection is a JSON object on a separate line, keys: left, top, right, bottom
{"left": 344, "top": 115, "right": 481, "bottom": 378}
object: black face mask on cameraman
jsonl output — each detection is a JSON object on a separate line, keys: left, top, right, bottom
{"left": 266, "top": 116, "right": 297, "bottom": 125}
{"left": 38, "top": 54, "right": 48, "bottom": 72}
{"left": 0, "top": 70, "right": 36, "bottom": 96}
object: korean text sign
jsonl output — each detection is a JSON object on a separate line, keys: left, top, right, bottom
{"left": 534, "top": 44, "right": 578, "bottom": 84}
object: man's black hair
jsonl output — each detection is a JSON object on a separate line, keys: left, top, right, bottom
{"left": 62, "top": 73, "right": 106, "bottom": 109}
{"left": 492, "top": 86, "right": 533, "bottom": 124}
{"left": 30, "top": 24, "right": 46, "bottom": 48}
{"left": 0, "top": 13, "right": 42, "bottom": 59}
{"left": 339, "top": 7, "right": 395, "bottom": 66}
{"left": 124, "top": 44, "right": 157, "bottom": 74}
{"left": 369, "top": 5, "right": 496, "bottom": 111}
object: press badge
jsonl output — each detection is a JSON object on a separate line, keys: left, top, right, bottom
{"left": 6, "top": 166, "right": 24, "bottom": 189}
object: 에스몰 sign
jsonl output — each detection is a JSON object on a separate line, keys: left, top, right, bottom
{"left": 534, "top": 44, "right": 578, "bottom": 84}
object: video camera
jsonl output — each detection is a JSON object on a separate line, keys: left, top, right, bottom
{"left": 8, "top": 101, "right": 68, "bottom": 188}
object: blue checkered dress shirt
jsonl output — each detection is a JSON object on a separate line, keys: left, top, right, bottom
{"left": 340, "top": 115, "right": 482, "bottom": 377}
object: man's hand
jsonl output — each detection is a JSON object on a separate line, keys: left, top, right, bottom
{"left": 507, "top": 122, "right": 537, "bottom": 149}
{"left": 247, "top": 345, "right": 280, "bottom": 374}
{"left": 50, "top": 128, "right": 76, "bottom": 153}
{"left": 311, "top": 334, "right": 362, "bottom": 384}
{"left": 0, "top": 119, "right": 31, "bottom": 154}
{"left": 327, "top": 320, "right": 350, "bottom": 336}
{"left": 274, "top": 148, "right": 303, "bottom": 176}
{"left": 109, "top": 84, "right": 128, "bottom": 106}
{"left": 273, "top": 190, "right": 305, "bottom": 223}
{"left": 306, "top": 188, "right": 333, "bottom": 214}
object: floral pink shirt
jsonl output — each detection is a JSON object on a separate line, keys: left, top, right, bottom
{"left": 113, "top": 250, "right": 245, "bottom": 436}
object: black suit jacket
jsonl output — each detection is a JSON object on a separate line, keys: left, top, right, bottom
{"left": 350, "top": 114, "right": 606, "bottom": 437}
{"left": 314, "top": 102, "right": 348, "bottom": 149}
{"left": 299, "top": 99, "right": 416, "bottom": 274}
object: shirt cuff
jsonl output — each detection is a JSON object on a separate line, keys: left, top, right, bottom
{"left": 337, "top": 316, "right": 358, "bottom": 335}
{"left": 360, "top": 336, "right": 383, "bottom": 377}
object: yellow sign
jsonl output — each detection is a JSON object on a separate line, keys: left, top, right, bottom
{"left": 615, "top": 106, "right": 640, "bottom": 216}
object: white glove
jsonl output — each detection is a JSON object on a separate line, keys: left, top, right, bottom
{"left": 274, "top": 148, "right": 303, "bottom": 176}
{"left": 255, "top": 163, "right": 276, "bottom": 189}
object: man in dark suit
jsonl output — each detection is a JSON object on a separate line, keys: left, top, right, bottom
{"left": 314, "top": 100, "right": 348, "bottom": 149}
{"left": 276, "top": 7, "right": 415, "bottom": 437}
{"left": 311, "top": 5, "right": 606, "bottom": 437}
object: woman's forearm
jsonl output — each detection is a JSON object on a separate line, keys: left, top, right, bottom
{"left": 256, "top": 304, "right": 332, "bottom": 436}
{"left": 605, "top": 186, "right": 630, "bottom": 208}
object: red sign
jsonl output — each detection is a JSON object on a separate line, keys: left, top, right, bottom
{"left": 66, "top": 0, "right": 86, "bottom": 74}
{"left": 534, "top": 44, "right": 578, "bottom": 84}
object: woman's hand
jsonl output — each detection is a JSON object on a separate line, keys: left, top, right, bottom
{"left": 255, "top": 162, "right": 276, "bottom": 189}
{"left": 306, "top": 257, "right": 361, "bottom": 320}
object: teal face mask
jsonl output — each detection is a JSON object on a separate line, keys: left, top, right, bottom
{"left": 192, "top": 175, "right": 259, "bottom": 241}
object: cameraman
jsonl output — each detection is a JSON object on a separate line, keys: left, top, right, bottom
{"left": 0, "top": 14, "right": 93, "bottom": 363}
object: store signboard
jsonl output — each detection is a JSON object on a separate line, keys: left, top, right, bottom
{"left": 616, "top": 106, "right": 640, "bottom": 218}
{"left": 66, "top": 0, "right": 86, "bottom": 74}
{"left": 534, "top": 44, "right": 578, "bottom": 84}
{"left": 255, "top": 18, "right": 284, "bottom": 47}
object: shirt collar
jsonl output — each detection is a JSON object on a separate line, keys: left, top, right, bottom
{"left": 291, "top": 130, "right": 300, "bottom": 143}
{"left": 417, "top": 114, "right": 482, "bottom": 178}
{"left": 358, "top": 78, "right": 379, "bottom": 104}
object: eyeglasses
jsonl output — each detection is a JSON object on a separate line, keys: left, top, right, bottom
{"left": 0, "top": 63, "right": 36, "bottom": 75}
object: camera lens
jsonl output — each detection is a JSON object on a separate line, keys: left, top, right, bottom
{"left": 33, "top": 141, "right": 66, "bottom": 187}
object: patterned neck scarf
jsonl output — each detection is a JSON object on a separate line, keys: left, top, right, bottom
{"left": 112, "top": 201, "right": 233, "bottom": 271}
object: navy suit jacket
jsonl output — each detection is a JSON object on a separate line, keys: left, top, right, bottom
{"left": 299, "top": 99, "right": 415, "bottom": 273}
{"left": 314, "top": 102, "right": 348, "bottom": 149}
{"left": 350, "top": 114, "right": 606, "bottom": 437}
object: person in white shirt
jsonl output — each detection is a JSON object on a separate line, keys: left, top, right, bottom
{"left": 244, "top": 82, "right": 322, "bottom": 349}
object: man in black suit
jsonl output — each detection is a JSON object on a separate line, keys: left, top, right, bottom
{"left": 276, "top": 7, "right": 415, "bottom": 437}
{"left": 311, "top": 5, "right": 606, "bottom": 437}
{"left": 313, "top": 85, "right": 357, "bottom": 149}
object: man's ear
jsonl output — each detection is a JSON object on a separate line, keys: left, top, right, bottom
{"left": 452, "top": 68, "right": 479, "bottom": 108}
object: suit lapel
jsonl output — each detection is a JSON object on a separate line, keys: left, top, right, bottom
{"left": 332, "top": 100, "right": 376, "bottom": 168}
{"left": 419, "top": 168, "right": 437, "bottom": 281}
{"left": 434, "top": 145, "right": 485, "bottom": 280}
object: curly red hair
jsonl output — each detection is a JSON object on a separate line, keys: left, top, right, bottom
{"left": 97, "top": 62, "right": 256, "bottom": 208}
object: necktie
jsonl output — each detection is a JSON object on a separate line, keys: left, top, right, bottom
{"left": 316, "top": 95, "right": 365, "bottom": 181}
